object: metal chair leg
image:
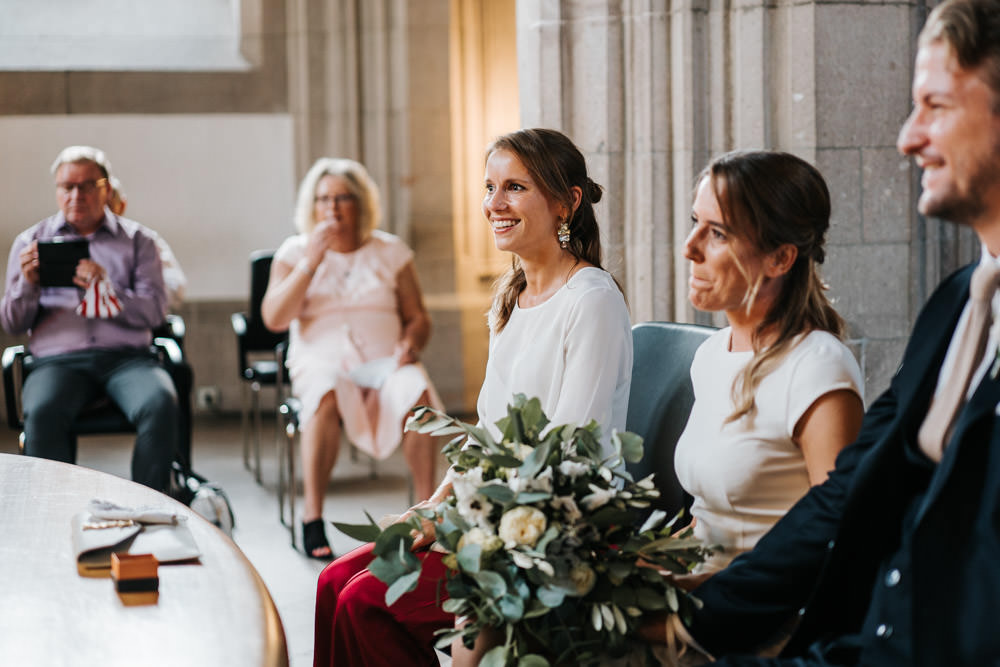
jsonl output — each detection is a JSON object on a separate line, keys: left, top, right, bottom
{"left": 277, "top": 421, "right": 287, "bottom": 527}
{"left": 278, "top": 400, "right": 299, "bottom": 549}
{"left": 251, "top": 380, "right": 262, "bottom": 485}
{"left": 240, "top": 381, "right": 251, "bottom": 471}
{"left": 287, "top": 419, "right": 297, "bottom": 550}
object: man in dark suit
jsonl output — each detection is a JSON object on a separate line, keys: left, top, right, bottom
{"left": 670, "top": 0, "right": 1000, "bottom": 664}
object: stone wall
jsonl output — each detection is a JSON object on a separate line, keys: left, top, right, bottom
{"left": 516, "top": 0, "right": 977, "bottom": 402}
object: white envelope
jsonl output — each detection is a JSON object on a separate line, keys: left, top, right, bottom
{"left": 348, "top": 356, "right": 398, "bottom": 389}
{"left": 71, "top": 512, "right": 201, "bottom": 572}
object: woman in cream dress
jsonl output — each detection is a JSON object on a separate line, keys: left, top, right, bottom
{"left": 640, "top": 151, "right": 865, "bottom": 664}
{"left": 674, "top": 150, "right": 865, "bottom": 578}
{"left": 262, "top": 158, "right": 441, "bottom": 559}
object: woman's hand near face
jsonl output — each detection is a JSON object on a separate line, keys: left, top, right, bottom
{"left": 303, "top": 220, "right": 336, "bottom": 273}
{"left": 262, "top": 222, "right": 340, "bottom": 331}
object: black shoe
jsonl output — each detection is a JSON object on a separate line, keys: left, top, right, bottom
{"left": 302, "top": 519, "right": 334, "bottom": 560}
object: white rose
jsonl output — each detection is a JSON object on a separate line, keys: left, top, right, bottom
{"left": 498, "top": 505, "right": 548, "bottom": 549}
{"left": 568, "top": 562, "right": 597, "bottom": 596}
{"left": 458, "top": 526, "right": 502, "bottom": 553}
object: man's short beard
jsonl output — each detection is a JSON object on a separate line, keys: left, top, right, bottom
{"left": 921, "top": 135, "right": 1000, "bottom": 225}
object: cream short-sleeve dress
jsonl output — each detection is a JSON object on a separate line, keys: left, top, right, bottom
{"left": 273, "top": 229, "right": 443, "bottom": 460}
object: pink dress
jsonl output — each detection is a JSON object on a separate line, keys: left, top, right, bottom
{"left": 273, "top": 229, "right": 443, "bottom": 460}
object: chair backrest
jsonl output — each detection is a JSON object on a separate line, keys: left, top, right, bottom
{"left": 243, "top": 249, "right": 287, "bottom": 352}
{"left": 625, "top": 321, "right": 716, "bottom": 521}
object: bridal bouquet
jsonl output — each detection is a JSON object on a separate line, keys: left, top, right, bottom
{"left": 335, "top": 395, "right": 709, "bottom": 666}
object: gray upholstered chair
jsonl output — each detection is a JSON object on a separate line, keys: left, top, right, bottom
{"left": 625, "top": 321, "right": 716, "bottom": 523}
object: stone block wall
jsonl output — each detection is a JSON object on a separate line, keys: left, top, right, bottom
{"left": 516, "top": 0, "right": 977, "bottom": 403}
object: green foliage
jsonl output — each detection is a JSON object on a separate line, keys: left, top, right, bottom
{"left": 334, "top": 394, "right": 711, "bottom": 666}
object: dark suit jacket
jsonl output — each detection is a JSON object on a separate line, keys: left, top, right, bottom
{"left": 687, "top": 263, "right": 1000, "bottom": 665}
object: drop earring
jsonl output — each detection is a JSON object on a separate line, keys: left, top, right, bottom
{"left": 557, "top": 218, "right": 571, "bottom": 248}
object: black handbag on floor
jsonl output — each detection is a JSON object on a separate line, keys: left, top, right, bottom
{"left": 170, "top": 461, "right": 236, "bottom": 537}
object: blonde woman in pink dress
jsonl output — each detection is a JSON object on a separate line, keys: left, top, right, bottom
{"left": 262, "top": 158, "right": 442, "bottom": 559}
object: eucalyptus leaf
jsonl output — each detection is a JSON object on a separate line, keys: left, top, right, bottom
{"left": 368, "top": 554, "right": 412, "bottom": 587}
{"left": 457, "top": 543, "right": 483, "bottom": 573}
{"left": 518, "top": 396, "right": 549, "bottom": 437}
{"left": 480, "top": 646, "right": 510, "bottom": 667}
{"left": 518, "top": 655, "right": 551, "bottom": 667}
{"left": 441, "top": 598, "right": 466, "bottom": 614}
{"left": 615, "top": 430, "right": 645, "bottom": 463}
{"left": 498, "top": 593, "right": 525, "bottom": 621}
{"left": 574, "top": 421, "right": 604, "bottom": 458}
{"left": 465, "top": 424, "right": 498, "bottom": 449}
{"left": 331, "top": 520, "right": 381, "bottom": 543}
{"left": 434, "top": 629, "right": 463, "bottom": 649}
{"left": 537, "top": 585, "right": 566, "bottom": 608}
{"left": 520, "top": 440, "right": 552, "bottom": 478}
{"left": 515, "top": 491, "right": 552, "bottom": 504}
{"left": 534, "top": 525, "right": 559, "bottom": 554}
{"left": 635, "top": 587, "right": 667, "bottom": 610}
{"left": 478, "top": 483, "right": 516, "bottom": 503}
{"left": 410, "top": 415, "right": 454, "bottom": 433}
{"left": 474, "top": 570, "right": 508, "bottom": 598}
{"left": 384, "top": 569, "right": 421, "bottom": 606}
{"left": 487, "top": 454, "right": 525, "bottom": 469}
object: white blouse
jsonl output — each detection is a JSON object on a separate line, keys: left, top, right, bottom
{"left": 476, "top": 267, "right": 632, "bottom": 456}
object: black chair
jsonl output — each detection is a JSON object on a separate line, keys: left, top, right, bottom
{"left": 625, "top": 321, "right": 716, "bottom": 522}
{"left": 231, "top": 249, "right": 288, "bottom": 484}
{"left": 2, "top": 313, "right": 194, "bottom": 467}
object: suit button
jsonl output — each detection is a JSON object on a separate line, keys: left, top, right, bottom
{"left": 876, "top": 623, "right": 893, "bottom": 639}
{"left": 885, "top": 569, "right": 901, "bottom": 587}
{"left": 827, "top": 539, "right": 835, "bottom": 550}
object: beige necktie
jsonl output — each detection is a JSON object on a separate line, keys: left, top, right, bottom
{"left": 918, "top": 261, "right": 1000, "bottom": 462}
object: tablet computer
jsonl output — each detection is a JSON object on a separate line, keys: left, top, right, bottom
{"left": 38, "top": 238, "right": 89, "bottom": 287}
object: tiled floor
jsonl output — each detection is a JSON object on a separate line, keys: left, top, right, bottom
{"left": 1, "top": 414, "right": 449, "bottom": 667}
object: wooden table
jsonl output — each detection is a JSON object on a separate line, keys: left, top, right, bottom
{"left": 0, "top": 454, "right": 288, "bottom": 666}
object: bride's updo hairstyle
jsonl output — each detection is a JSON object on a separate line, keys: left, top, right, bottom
{"left": 487, "top": 128, "right": 607, "bottom": 332}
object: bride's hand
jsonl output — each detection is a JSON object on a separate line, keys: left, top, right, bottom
{"left": 397, "top": 500, "right": 437, "bottom": 550}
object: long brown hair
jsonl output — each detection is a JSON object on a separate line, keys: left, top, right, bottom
{"left": 487, "top": 128, "right": 606, "bottom": 332}
{"left": 700, "top": 150, "right": 845, "bottom": 423}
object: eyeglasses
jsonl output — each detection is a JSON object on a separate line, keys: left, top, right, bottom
{"left": 56, "top": 178, "right": 108, "bottom": 196}
{"left": 314, "top": 194, "right": 357, "bottom": 206}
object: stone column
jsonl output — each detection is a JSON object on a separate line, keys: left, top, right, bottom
{"left": 515, "top": 0, "right": 971, "bottom": 399}
{"left": 285, "top": 0, "right": 465, "bottom": 407}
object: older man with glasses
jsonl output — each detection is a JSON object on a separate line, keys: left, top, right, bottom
{"left": 0, "top": 145, "right": 179, "bottom": 492}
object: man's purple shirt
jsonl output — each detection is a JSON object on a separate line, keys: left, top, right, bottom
{"left": 0, "top": 209, "right": 168, "bottom": 357}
